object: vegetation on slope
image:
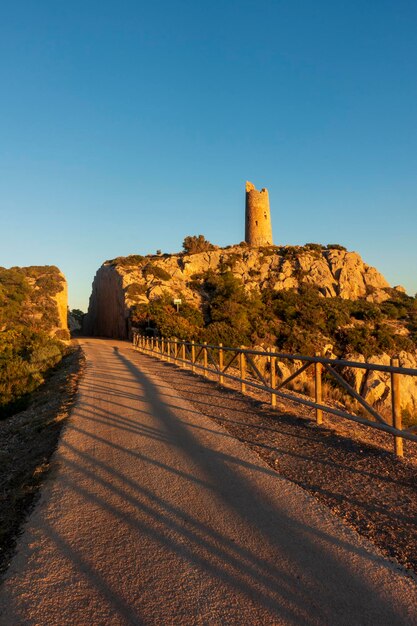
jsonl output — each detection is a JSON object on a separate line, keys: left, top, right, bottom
{"left": 0, "top": 266, "right": 69, "bottom": 418}
{"left": 0, "top": 349, "right": 83, "bottom": 577}
{"left": 131, "top": 268, "right": 417, "bottom": 358}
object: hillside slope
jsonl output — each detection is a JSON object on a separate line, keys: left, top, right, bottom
{"left": 85, "top": 244, "right": 417, "bottom": 417}
{"left": 0, "top": 265, "right": 69, "bottom": 416}
{"left": 85, "top": 244, "right": 398, "bottom": 340}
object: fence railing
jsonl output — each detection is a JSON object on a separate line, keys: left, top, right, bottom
{"left": 132, "top": 332, "right": 417, "bottom": 458}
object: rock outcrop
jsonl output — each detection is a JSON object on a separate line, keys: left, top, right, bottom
{"left": 252, "top": 347, "right": 417, "bottom": 420}
{"left": 85, "top": 245, "right": 417, "bottom": 417}
{"left": 84, "top": 265, "right": 129, "bottom": 339}
{"left": 342, "top": 351, "right": 417, "bottom": 419}
{"left": 85, "top": 245, "right": 395, "bottom": 340}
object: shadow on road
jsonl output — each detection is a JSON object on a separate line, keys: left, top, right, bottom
{"left": 5, "top": 340, "right": 413, "bottom": 625}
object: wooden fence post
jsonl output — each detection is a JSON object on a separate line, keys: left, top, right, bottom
{"left": 191, "top": 340, "right": 195, "bottom": 373}
{"left": 219, "top": 343, "right": 224, "bottom": 385}
{"left": 203, "top": 342, "right": 208, "bottom": 376}
{"left": 315, "top": 353, "right": 323, "bottom": 425}
{"left": 391, "top": 356, "right": 403, "bottom": 457}
{"left": 239, "top": 348, "right": 246, "bottom": 394}
{"left": 270, "top": 350, "right": 276, "bottom": 408}
{"left": 181, "top": 341, "right": 186, "bottom": 368}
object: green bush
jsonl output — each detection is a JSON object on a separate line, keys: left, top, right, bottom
{"left": 305, "top": 243, "right": 324, "bottom": 253}
{"left": 107, "top": 255, "right": 145, "bottom": 267}
{"left": 126, "top": 284, "right": 147, "bottom": 298}
{"left": 142, "top": 263, "right": 172, "bottom": 281}
{"left": 204, "top": 322, "right": 247, "bottom": 347}
{"left": 349, "top": 300, "right": 382, "bottom": 322}
{"left": 327, "top": 244, "right": 347, "bottom": 251}
{"left": 0, "top": 330, "right": 65, "bottom": 417}
{"left": 129, "top": 260, "right": 417, "bottom": 360}
{"left": 0, "top": 266, "right": 68, "bottom": 417}
{"left": 280, "top": 246, "right": 301, "bottom": 262}
{"left": 182, "top": 235, "right": 215, "bottom": 254}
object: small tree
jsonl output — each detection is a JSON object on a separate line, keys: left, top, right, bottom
{"left": 69, "top": 309, "right": 85, "bottom": 324}
{"left": 182, "top": 235, "right": 214, "bottom": 254}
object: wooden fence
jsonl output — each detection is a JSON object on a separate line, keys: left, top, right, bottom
{"left": 132, "top": 333, "right": 417, "bottom": 458}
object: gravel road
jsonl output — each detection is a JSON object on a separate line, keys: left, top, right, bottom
{"left": 0, "top": 338, "right": 416, "bottom": 626}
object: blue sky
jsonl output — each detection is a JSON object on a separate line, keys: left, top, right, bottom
{"left": 1, "top": 1, "right": 416, "bottom": 310}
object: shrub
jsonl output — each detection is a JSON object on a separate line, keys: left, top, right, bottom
{"left": 107, "top": 255, "right": 145, "bottom": 267}
{"left": 280, "top": 246, "right": 300, "bottom": 262}
{"left": 182, "top": 235, "right": 214, "bottom": 254}
{"left": 259, "top": 246, "right": 277, "bottom": 257}
{"left": 326, "top": 244, "right": 347, "bottom": 251}
{"left": 305, "top": 243, "right": 324, "bottom": 253}
{"left": 126, "top": 284, "right": 147, "bottom": 298}
{"left": 0, "top": 330, "right": 66, "bottom": 417}
{"left": 69, "top": 309, "right": 85, "bottom": 324}
{"left": 349, "top": 301, "right": 382, "bottom": 322}
{"left": 0, "top": 266, "right": 68, "bottom": 416}
{"left": 142, "top": 263, "right": 172, "bottom": 281}
{"left": 129, "top": 252, "right": 417, "bottom": 361}
{"left": 218, "top": 252, "right": 242, "bottom": 272}
{"left": 204, "top": 322, "right": 246, "bottom": 347}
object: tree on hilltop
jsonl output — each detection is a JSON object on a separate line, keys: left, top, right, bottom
{"left": 182, "top": 235, "right": 214, "bottom": 255}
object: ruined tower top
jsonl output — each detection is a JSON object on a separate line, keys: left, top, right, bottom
{"left": 245, "top": 181, "right": 273, "bottom": 247}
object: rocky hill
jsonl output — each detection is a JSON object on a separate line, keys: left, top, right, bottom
{"left": 0, "top": 265, "right": 69, "bottom": 416}
{"left": 85, "top": 244, "right": 417, "bottom": 418}
{"left": 85, "top": 244, "right": 402, "bottom": 339}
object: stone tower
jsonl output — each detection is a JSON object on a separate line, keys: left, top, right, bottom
{"left": 245, "top": 181, "right": 273, "bottom": 246}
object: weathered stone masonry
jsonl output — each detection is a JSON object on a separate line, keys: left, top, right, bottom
{"left": 245, "top": 181, "right": 273, "bottom": 246}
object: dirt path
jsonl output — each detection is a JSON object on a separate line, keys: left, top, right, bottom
{"left": 1, "top": 338, "right": 416, "bottom": 626}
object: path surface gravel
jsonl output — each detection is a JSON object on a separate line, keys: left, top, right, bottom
{"left": 0, "top": 338, "right": 416, "bottom": 626}
{"left": 152, "top": 352, "right": 417, "bottom": 577}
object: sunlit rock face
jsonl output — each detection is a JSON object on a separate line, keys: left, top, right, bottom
{"left": 341, "top": 351, "right": 417, "bottom": 418}
{"left": 54, "top": 272, "right": 69, "bottom": 332}
{"left": 84, "top": 244, "right": 393, "bottom": 341}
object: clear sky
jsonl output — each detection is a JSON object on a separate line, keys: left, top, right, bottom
{"left": 1, "top": 1, "right": 416, "bottom": 310}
